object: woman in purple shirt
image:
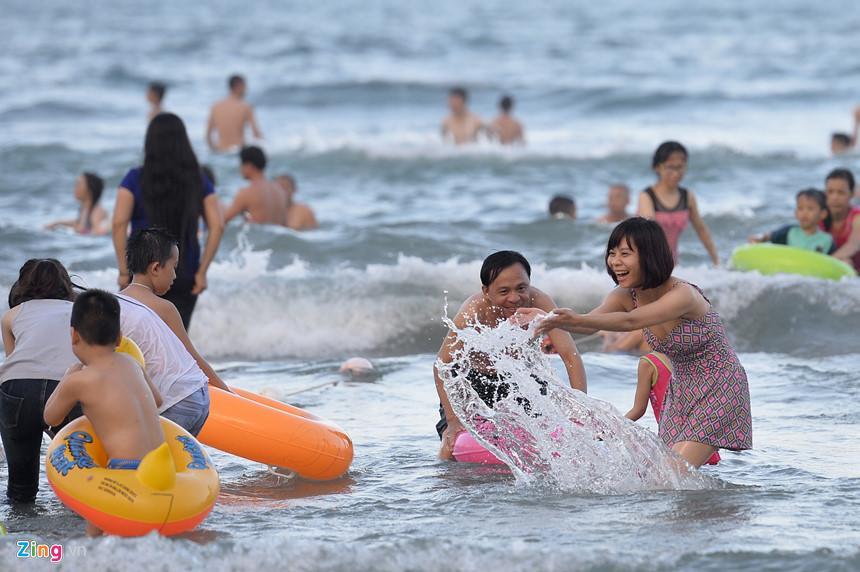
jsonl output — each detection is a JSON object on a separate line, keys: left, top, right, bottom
{"left": 112, "top": 113, "right": 224, "bottom": 329}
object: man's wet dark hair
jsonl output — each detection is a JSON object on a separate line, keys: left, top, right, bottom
{"left": 652, "top": 141, "right": 688, "bottom": 169}
{"left": 480, "top": 251, "right": 531, "bottom": 287}
{"left": 500, "top": 95, "right": 514, "bottom": 112}
{"left": 605, "top": 217, "right": 674, "bottom": 290}
{"left": 229, "top": 75, "right": 245, "bottom": 90}
{"left": 240, "top": 146, "right": 266, "bottom": 171}
{"left": 548, "top": 195, "right": 576, "bottom": 217}
{"left": 825, "top": 167, "right": 855, "bottom": 191}
{"left": 8, "top": 259, "right": 80, "bottom": 308}
{"left": 148, "top": 81, "right": 166, "bottom": 102}
{"left": 450, "top": 86, "right": 468, "bottom": 101}
{"left": 832, "top": 133, "right": 851, "bottom": 147}
{"left": 126, "top": 228, "right": 179, "bottom": 276}
{"left": 71, "top": 289, "right": 121, "bottom": 346}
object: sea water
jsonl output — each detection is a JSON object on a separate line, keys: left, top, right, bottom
{"left": 1, "top": 0, "right": 859, "bottom": 570}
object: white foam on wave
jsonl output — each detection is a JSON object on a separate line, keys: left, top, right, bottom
{"left": 8, "top": 243, "right": 855, "bottom": 360}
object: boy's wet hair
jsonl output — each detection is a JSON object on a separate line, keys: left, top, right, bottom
{"left": 449, "top": 86, "right": 468, "bottom": 101}
{"left": 549, "top": 195, "right": 576, "bottom": 217}
{"left": 481, "top": 251, "right": 531, "bottom": 287}
{"left": 82, "top": 172, "right": 104, "bottom": 205}
{"left": 229, "top": 74, "right": 245, "bottom": 90}
{"left": 148, "top": 81, "right": 166, "bottom": 102}
{"left": 797, "top": 188, "right": 831, "bottom": 229}
{"left": 71, "top": 290, "right": 121, "bottom": 346}
{"left": 8, "top": 259, "right": 80, "bottom": 308}
{"left": 832, "top": 133, "right": 851, "bottom": 146}
{"left": 240, "top": 146, "right": 266, "bottom": 171}
{"left": 652, "top": 141, "right": 688, "bottom": 169}
{"left": 126, "top": 228, "right": 179, "bottom": 276}
{"left": 201, "top": 164, "right": 216, "bottom": 187}
{"left": 606, "top": 217, "right": 674, "bottom": 290}
{"left": 500, "top": 95, "right": 514, "bottom": 112}
{"left": 826, "top": 167, "right": 855, "bottom": 191}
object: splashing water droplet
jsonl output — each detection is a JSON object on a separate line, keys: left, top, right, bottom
{"left": 437, "top": 313, "right": 721, "bottom": 493}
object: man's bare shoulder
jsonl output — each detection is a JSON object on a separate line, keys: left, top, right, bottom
{"left": 529, "top": 287, "right": 556, "bottom": 310}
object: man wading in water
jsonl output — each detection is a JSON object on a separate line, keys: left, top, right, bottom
{"left": 433, "top": 251, "right": 587, "bottom": 459}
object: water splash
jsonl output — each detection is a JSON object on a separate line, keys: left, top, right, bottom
{"left": 437, "top": 311, "right": 720, "bottom": 493}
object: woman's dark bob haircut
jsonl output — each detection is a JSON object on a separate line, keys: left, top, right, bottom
{"left": 605, "top": 217, "right": 674, "bottom": 289}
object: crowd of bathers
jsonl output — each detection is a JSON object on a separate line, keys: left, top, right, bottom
{"left": 3, "top": 72, "right": 859, "bottom": 536}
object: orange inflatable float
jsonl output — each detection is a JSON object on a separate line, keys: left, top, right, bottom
{"left": 198, "top": 387, "right": 353, "bottom": 481}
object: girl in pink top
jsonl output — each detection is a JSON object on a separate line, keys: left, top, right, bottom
{"left": 638, "top": 141, "right": 720, "bottom": 266}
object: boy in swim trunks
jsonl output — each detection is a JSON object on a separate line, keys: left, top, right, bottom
{"left": 750, "top": 189, "right": 835, "bottom": 254}
{"left": 44, "top": 290, "right": 164, "bottom": 536}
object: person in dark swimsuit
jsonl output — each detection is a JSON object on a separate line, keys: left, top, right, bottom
{"left": 433, "top": 251, "right": 587, "bottom": 460}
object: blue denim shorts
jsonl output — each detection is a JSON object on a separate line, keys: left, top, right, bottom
{"left": 161, "top": 386, "right": 210, "bottom": 436}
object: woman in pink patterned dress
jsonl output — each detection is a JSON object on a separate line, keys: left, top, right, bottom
{"left": 519, "top": 217, "right": 752, "bottom": 467}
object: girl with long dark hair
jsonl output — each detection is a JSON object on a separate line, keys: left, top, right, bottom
{"left": 112, "top": 113, "right": 224, "bottom": 328}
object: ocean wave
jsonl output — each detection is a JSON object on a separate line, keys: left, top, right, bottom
{"left": 58, "top": 248, "right": 859, "bottom": 360}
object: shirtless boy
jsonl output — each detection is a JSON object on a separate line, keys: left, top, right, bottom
{"left": 441, "top": 87, "right": 484, "bottom": 145}
{"left": 597, "top": 184, "right": 631, "bottom": 224}
{"left": 206, "top": 75, "right": 263, "bottom": 152}
{"left": 44, "top": 290, "right": 164, "bottom": 536}
{"left": 433, "top": 251, "right": 587, "bottom": 459}
{"left": 489, "top": 95, "right": 524, "bottom": 145}
{"left": 225, "top": 147, "right": 288, "bottom": 226}
{"left": 275, "top": 174, "right": 319, "bottom": 231}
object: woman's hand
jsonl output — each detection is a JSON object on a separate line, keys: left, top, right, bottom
{"left": 192, "top": 271, "right": 208, "bottom": 295}
{"left": 533, "top": 308, "right": 582, "bottom": 337}
{"left": 117, "top": 272, "right": 131, "bottom": 290}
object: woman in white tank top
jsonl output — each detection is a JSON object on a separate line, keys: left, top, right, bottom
{"left": 0, "top": 259, "right": 83, "bottom": 503}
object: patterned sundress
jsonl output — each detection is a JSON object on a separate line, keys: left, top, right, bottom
{"left": 632, "top": 282, "right": 752, "bottom": 451}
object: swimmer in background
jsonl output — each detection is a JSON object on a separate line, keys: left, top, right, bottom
{"left": 831, "top": 133, "right": 852, "bottom": 155}
{"left": 600, "top": 329, "right": 649, "bottom": 354}
{"left": 441, "top": 87, "right": 485, "bottom": 145}
{"left": 146, "top": 81, "right": 166, "bottom": 121}
{"left": 224, "top": 146, "right": 288, "bottom": 226}
{"left": 43, "top": 290, "right": 164, "bottom": 536}
{"left": 597, "top": 184, "right": 631, "bottom": 224}
{"left": 489, "top": 95, "right": 524, "bottom": 145}
{"left": 46, "top": 173, "right": 108, "bottom": 235}
{"left": 275, "top": 174, "right": 319, "bottom": 230}
{"left": 206, "top": 75, "right": 263, "bottom": 152}
{"left": 749, "top": 189, "right": 835, "bottom": 253}
{"left": 434, "top": 251, "right": 587, "bottom": 460}
{"left": 549, "top": 195, "right": 576, "bottom": 219}
{"left": 637, "top": 141, "right": 720, "bottom": 266}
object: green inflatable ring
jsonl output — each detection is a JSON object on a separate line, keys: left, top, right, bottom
{"left": 730, "top": 243, "right": 857, "bottom": 281}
